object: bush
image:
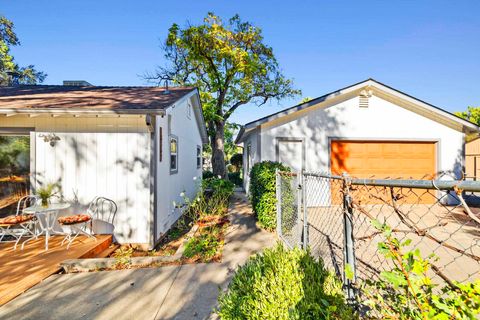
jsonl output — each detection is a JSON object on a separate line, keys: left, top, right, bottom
{"left": 227, "top": 172, "right": 243, "bottom": 187}
{"left": 249, "top": 161, "right": 290, "bottom": 231}
{"left": 202, "top": 170, "right": 214, "bottom": 180}
{"left": 217, "top": 244, "right": 354, "bottom": 319}
{"left": 203, "top": 177, "right": 235, "bottom": 198}
{"left": 363, "top": 221, "right": 480, "bottom": 319}
{"left": 230, "top": 153, "right": 243, "bottom": 172}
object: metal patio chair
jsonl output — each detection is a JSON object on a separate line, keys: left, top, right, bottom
{"left": 58, "top": 197, "right": 117, "bottom": 249}
{"left": 0, "top": 195, "right": 39, "bottom": 249}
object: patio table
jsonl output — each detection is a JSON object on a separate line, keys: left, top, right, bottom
{"left": 23, "top": 203, "right": 70, "bottom": 250}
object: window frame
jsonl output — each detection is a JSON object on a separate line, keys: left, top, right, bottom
{"left": 170, "top": 135, "right": 178, "bottom": 174}
{"left": 246, "top": 143, "right": 252, "bottom": 174}
{"left": 196, "top": 145, "right": 202, "bottom": 169}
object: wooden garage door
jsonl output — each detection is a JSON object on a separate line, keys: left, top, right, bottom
{"left": 331, "top": 141, "right": 436, "bottom": 204}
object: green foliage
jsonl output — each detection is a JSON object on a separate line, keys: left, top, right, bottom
{"left": 36, "top": 183, "right": 60, "bottom": 206}
{"left": 300, "top": 96, "right": 314, "bottom": 104}
{"left": 363, "top": 221, "right": 480, "bottom": 319}
{"left": 217, "top": 243, "right": 354, "bottom": 319}
{"left": 229, "top": 153, "right": 243, "bottom": 172}
{"left": 455, "top": 106, "right": 480, "bottom": 142}
{"left": 113, "top": 247, "right": 133, "bottom": 268}
{"left": 249, "top": 161, "right": 290, "bottom": 231}
{"left": 182, "top": 177, "right": 234, "bottom": 221}
{"left": 203, "top": 177, "right": 235, "bottom": 199}
{"left": 227, "top": 172, "right": 243, "bottom": 187}
{"left": 149, "top": 13, "right": 300, "bottom": 176}
{"left": 183, "top": 225, "right": 224, "bottom": 261}
{"left": 0, "top": 136, "right": 29, "bottom": 174}
{"left": 455, "top": 106, "right": 480, "bottom": 125}
{"left": 0, "top": 16, "right": 46, "bottom": 85}
{"left": 202, "top": 170, "right": 214, "bottom": 180}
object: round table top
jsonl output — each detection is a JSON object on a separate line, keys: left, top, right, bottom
{"left": 23, "top": 203, "right": 71, "bottom": 214}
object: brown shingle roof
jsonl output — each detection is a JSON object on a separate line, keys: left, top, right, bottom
{"left": 0, "top": 85, "right": 196, "bottom": 113}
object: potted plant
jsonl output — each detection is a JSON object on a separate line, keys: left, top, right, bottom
{"left": 36, "top": 183, "right": 59, "bottom": 208}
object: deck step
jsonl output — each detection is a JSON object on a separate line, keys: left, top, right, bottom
{"left": 78, "top": 236, "right": 113, "bottom": 259}
{"left": 93, "top": 243, "right": 120, "bottom": 259}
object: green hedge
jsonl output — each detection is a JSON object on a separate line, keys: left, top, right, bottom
{"left": 249, "top": 161, "right": 290, "bottom": 231}
{"left": 217, "top": 244, "right": 354, "bottom": 319}
{"left": 227, "top": 172, "right": 243, "bottom": 187}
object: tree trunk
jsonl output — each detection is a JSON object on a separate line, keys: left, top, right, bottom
{"left": 211, "top": 121, "right": 227, "bottom": 178}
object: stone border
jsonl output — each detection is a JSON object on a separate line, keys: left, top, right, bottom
{"left": 61, "top": 225, "right": 199, "bottom": 273}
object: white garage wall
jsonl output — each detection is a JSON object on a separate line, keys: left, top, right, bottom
{"left": 155, "top": 96, "right": 203, "bottom": 240}
{"left": 260, "top": 94, "right": 464, "bottom": 178}
{"left": 0, "top": 115, "right": 152, "bottom": 244}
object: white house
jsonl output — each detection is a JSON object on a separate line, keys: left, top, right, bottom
{"left": 0, "top": 85, "right": 208, "bottom": 248}
{"left": 236, "top": 79, "right": 479, "bottom": 194}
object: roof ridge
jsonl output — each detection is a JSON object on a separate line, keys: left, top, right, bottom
{"left": 0, "top": 85, "right": 195, "bottom": 90}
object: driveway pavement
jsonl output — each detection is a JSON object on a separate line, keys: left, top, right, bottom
{"left": 0, "top": 192, "right": 276, "bottom": 320}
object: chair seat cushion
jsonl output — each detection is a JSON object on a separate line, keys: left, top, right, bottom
{"left": 0, "top": 214, "right": 35, "bottom": 225}
{"left": 58, "top": 214, "right": 91, "bottom": 225}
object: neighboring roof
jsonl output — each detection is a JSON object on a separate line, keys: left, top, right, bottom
{"left": 0, "top": 85, "right": 196, "bottom": 114}
{"left": 235, "top": 78, "right": 480, "bottom": 143}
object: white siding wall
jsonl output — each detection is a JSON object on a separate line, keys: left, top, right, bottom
{"left": 154, "top": 97, "right": 203, "bottom": 240}
{"left": 0, "top": 115, "right": 152, "bottom": 244}
{"left": 260, "top": 95, "right": 464, "bottom": 177}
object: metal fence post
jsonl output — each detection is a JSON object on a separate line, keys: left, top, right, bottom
{"left": 276, "top": 169, "right": 282, "bottom": 237}
{"left": 342, "top": 173, "right": 356, "bottom": 302}
{"left": 302, "top": 170, "right": 308, "bottom": 250}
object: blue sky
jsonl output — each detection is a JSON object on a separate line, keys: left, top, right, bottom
{"left": 2, "top": 1, "right": 480, "bottom": 125}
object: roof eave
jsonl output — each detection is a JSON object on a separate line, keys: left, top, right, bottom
{"left": 240, "top": 78, "right": 480, "bottom": 134}
{"left": 0, "top": 108, "right": 167, "bottom": 116}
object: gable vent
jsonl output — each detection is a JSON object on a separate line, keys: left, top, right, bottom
{"left": 359, "top": 89, "right": 372, "bottom": 108}
{"left": 359, "top": 96, "right": 369, "bottom": 108}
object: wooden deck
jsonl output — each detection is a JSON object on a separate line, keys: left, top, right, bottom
{"left": 0, "top": 235, "right": 112, "bottom": 306}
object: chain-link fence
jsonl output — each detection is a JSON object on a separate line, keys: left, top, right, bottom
{"left": 276, "top": 170, "right": 480, "bottom": 304}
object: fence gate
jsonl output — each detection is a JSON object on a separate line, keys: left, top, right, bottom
{"left": 276, "top": 170, "right": 480, "bottom": 305}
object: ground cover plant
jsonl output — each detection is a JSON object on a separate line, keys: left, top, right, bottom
{"left": 181, "top": 177, "right": 233, "bottom": 262}
{"left": 217, "top": 243, "right": 354, "bottom": 319}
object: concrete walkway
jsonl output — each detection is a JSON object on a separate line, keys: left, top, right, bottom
{"left": 0, "top": 192, "right": 276, "bottom": 320}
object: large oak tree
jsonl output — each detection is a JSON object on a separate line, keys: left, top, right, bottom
{"left": 148, "top": 13, "right": 300, "bottom": 177}
{"left": 0, "top": 16, "right": 46, "bottom": 85}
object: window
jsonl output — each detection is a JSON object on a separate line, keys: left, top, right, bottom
{"left": 196, "top": 146, "right": 202, "bottom": 169}
{"left": 170, "top": 135, "right": 178, "bottom": 173}
{"left": 186, "top": 102, "right": 192, "bottom": 119}
{"left": 246, "top": 143, "right": 252, "bottom": 173}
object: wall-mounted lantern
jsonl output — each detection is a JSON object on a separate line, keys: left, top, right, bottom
{"left": 39, "top": 133, "right": 61, "bottom": 147}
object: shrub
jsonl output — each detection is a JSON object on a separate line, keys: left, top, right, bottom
{"left": 227, "top": 172, "right": 243, "bottom": 187}
{"left": 202, "top": 170, "right": 214, "bottom": 180}
{"left": 363, "top": 221, "right": 480, "bottom": 319}
{"left": 230, "top": 153, "right": 243, "bottom": 172}
{"left": 184, "top": 177, "right": 235, "bottom": 218}
{"left": 203, "top": 177, "right": 235, "bottom": 199}
{"left": 249, "top": 161, "right": 290, "bottom": 230}
{"left": 217, "top": 243, "right": 354, "bottom": 319}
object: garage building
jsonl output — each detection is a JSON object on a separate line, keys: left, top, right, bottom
{"left": 235, "top": 79, "right": 479, "bottom": 197}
